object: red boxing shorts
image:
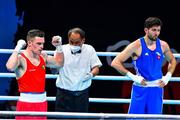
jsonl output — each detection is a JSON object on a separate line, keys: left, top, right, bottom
{"left": 15, "top": 101, "right": 47, "bottom": 120}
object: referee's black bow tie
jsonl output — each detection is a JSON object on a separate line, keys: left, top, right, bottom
{"left": 71, "top": 50, "right": 81, "bottom": 54}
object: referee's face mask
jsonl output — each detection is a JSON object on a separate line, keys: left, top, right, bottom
{"left": 69, "top": 33, "right": 85, "bottom": 53}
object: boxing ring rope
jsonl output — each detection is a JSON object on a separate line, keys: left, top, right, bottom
{"left": 0, "top": 111, "right": 180, "bottom": 119}
{"left": 1, "top": 73, "right": 180, "bottom": 81}
{"left": 1, "top": 48, "right": 180, "bottom": 57}
{"left": 1, "top": 96, "right": 180, "bottom": 105}
{"left": 1, "top": 49, "right": 180, "bottom": 119}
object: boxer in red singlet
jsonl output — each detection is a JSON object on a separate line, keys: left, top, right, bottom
{"left": 6, "top": 29, "right": 64, "bottom": 120}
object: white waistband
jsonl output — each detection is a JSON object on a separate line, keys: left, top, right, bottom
{"left": 19, "top": 92, "right": 46, "bottom": 103}
{"left": 134, "top": 79, "right": 161, "bottom": 87}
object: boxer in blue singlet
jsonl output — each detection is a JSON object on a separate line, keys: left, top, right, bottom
{"left": 111, "top": 17, "right": 176, "bottom": 114}
{"left": 129, "top": 37, "right": 164, "bottom": 114}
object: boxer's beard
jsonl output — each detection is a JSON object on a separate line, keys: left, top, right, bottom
{"left": 148, "top": 35, "right": 157, "bottom": 41}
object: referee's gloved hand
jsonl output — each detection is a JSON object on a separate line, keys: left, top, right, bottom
{"left": 83, "top": 73, "right": 93, "bottom": 82}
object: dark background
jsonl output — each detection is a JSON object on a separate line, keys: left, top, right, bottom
{"left": 4, "top": 0, "right": 180, "bottom": 114}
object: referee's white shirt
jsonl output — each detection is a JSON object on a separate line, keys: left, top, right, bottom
{"left": 56, "top": 44, "right": 102, "bottom": 91}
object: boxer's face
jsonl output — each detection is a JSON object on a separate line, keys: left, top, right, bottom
{"left": 28, "top": 37, "right": 45, "bottom": 55}
{"left": 144, "top": 25, "right": 161, "bottom": 41}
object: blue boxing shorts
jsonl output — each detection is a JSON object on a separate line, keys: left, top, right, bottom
{"left": 128, "top": 84, "right": 163, "bottom": 114}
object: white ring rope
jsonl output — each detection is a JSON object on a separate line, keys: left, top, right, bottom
{"left": 0, "top": 73, "right": 180, "bottom": 82}
{"left": 0, "top": 111, "right": 180, "bottom": 119}
{"left": 0, "top": 49, "right": 180, "bottom": 57}
{"left": 0, "top": 96, "right": 180, "bottom": 105}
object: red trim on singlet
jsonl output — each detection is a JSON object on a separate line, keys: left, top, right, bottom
{"left": 17, "top": 53, "right": 46, "bottom": 92}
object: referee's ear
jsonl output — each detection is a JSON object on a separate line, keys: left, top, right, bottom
{"left": 82, "top": 38, "right": 85, "bottom": 44}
